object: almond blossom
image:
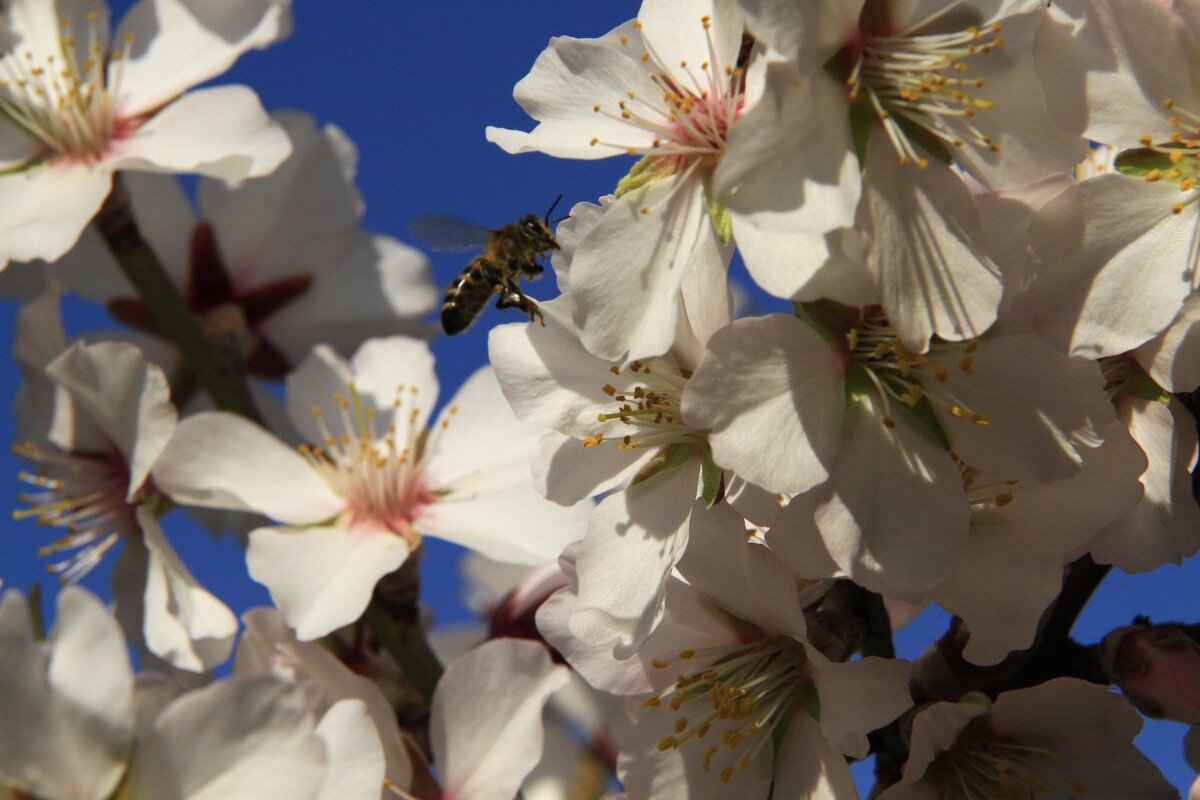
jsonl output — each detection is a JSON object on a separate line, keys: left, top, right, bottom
{"left": 682, "top": 309, "right": 1123, "bottom": 600}
{"left": 11, "top": 290, "right": 236, "bottom": 672}
{"left": 539, "top": 508, "right": 911, "bottom": 797}
{"left": 878, "top": 679, "right": 1177, "bottom": 799}
{"left": 49, "top": 111, "right": 436, "bottom": 380}
{"left": 0, "top": 0, "right": 294, "bottom": 268}
{"left": 719, "top": 0, "right": 1086, "bottom": 350}
{"left": 486, "top": 0, "right": 755, "bottom": 362}
{"left": 0, "top": 585, "right": 380, "bottom": 800}
{"left": 154, "top": 336, "right": 591, "bottom": 640}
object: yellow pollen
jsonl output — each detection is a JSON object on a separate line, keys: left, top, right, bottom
{"left": 948, "top": 405, "right": 967, "bottom": 419}
{"left": 1140, "top": 135, "right": 1154, "bottom": 146}
{"left": 1171, "top": 149, "right": 1185, "bottom": 165}
{"left": 679, "top": 649, "right": 695, "bottom": 659}
{"left": 619, "top": 35, "right": 628, "bottom": 45}
{"left": 1174, "top": 202, "right": 1185, "bottom": 214}
{"left": 971, "top": 412, "right": 990, "bottom": 426}
{"left": 719, "top": 766, "right": 734, "bottom": 784}
{"left": 640, "top": 206, "right": 650, "bottom": 214}
{"left": 674, "top": 717, "right": 688, "bottom": 734}
{"left": 642, "top": 696, "right": 662, "bottom": 708}
{"left": 651, "top": 658, "right": 670, "bottom": 669}
{"left": 658, "top": 735, "right": 676, "bottom": 752}
{"left": 582, "top": 434, "right": 603, "bottom": 449}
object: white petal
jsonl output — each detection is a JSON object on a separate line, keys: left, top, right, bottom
{"left": 131, "top": 676, "right": 326, "bottom": 800}
{"left": 772, "top": 711, "right": 859, "bottom": 800}
{"left": 424, "top": 367, "right": 541, "bottom": 492}
{"left": 314, "top": 700, "right": 385, "bottom": 800}
{"left": 676, "top": 500, "right": 809, "bottom": 640}
{"left": 489, "top": 299, "right": 627, "bottom": 439}
{"left": 862, "top": 138, "right": 1002, "bottom": 350}
{"left": 0, "top": 587, "right": 132, "bottom": 800}
{"left": 432, "top": 640, "right": 568, "bottom": 800}
{"left": 117, "top": 0, "right": 293, "bottom": 113}
{"left": 246, "top": 524, "right": 410, "bottom": 641}
{"left": 816, "top": 397, "right": 968, "bottom": 600}
{"left": 140, "top": 508, "right": 238, "bottom": 672}
{"left": 1026, "top": 174, "right": 1196, "bottom": 358}
{"left": 285, "top": 336, "right": 438, "bottom": 446}
{"left": 112, "top": 86, "right": 291, "bottom": 184}
{"left": 935, "top": 334, "right": 1114, "bottom": 482}
{"left": 683, "top": 313, "right": 843, "bottom": 494}
{"left": 197, "top": 111, "right": 362, "bottom": 287}
{"left": 807, "top": 648, "right": 913, "bottom": 759}
{"left": 533, "top": 430, "right": 648, "bottom": 505}
{"left": 485, "top": 21, "right": 659, "bottom": 159}
{"left": 1090, "top": 397, "right": 1200, "bottom": 572}
{"left": 154, "top": 411, "right": 345, "bottom": 524}
{"left": 572, "top": 171, "right": 724, "bottom": 362}
{"left": 638, "top": 0, "right": 743, "bottom": 86}
{"left": 901, "top": 700, "right": 988, "bottom": 782}
{"left": 570, "top": 464, "right": 699, "bottom": 656}
{"left": 732, "top": 218, "right": 877, "bottom": 304}
{"left": 234, "top": 609, "right": 414, "bottom": 791}
{"left": 990, "top": 678, "right": 1141, "bottom": 758}
{"left": 46, "top": 341, "right": 177, "bottom": 498}
{"left": 263, "top": 235, "right": 437, "bottom": 365}
{"left": 417, "top": 482, "right": 589, "bottom": 566}
{"left": 715, "top": 64, "right": 860, "bottom": 235}
{"left": 0, "top": 162, "right": 111, "bottom": 267}
{"left": 737, "top": 0, "right": 863, "bottom": 69}
{"left": 1139, "top": 292, "right": 1200, "bottom": 393}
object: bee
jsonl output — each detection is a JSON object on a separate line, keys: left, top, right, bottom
{"left": 411, "top": 197, "right": 566, "bottom": 335}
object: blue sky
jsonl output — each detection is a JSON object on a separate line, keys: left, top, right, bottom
{"left": 0, "top": 2, "right": 1196, "bottom": 795}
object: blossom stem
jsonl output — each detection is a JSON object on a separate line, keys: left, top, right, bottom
{"left": 361, "top": 594, "right": 444, "bottom": 704}
{"left": 94, "top": 173, "right": 264, "bottom": 424}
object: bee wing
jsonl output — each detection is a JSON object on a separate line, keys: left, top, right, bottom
{"left": 408, "top": 216, "right": 495, "bottom": 252}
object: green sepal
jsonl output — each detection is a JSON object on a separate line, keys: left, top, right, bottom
{"left": 1126, "top": 369, "right": 1172, "bottom": 405}
{"left": 630, "top": 442, "right": 695, "bottom": 488}
{"left": 798, "top": 683, "right": 821, "bottom": 723}
{"left": 1115, "top": 147, "right": 1183, "bottom": 179}
{"left": 701, "top": 450, "right": 725, "bottom": 507}
{"left": 895, "top": 115, "right": 953, "bottom": 167}
{"left": 843, "top": 364, "right": 875, "bottom": 406}
{"left": 27, "top": 582, "right": 45, "bottom": 642}
{"left": 889, "top": 388, "right": 952, "bottom": 451}
{"left": 848, "top": 100, "right": 874, "bottom": 171}
{"left": 702, "top": 175, "right": 734, "bottom": 244}
{"left": 615, "top": 155, "right": 676, "bottom": 198}
{"left": 795, "top": 299, "right": 859, "bottom": 350}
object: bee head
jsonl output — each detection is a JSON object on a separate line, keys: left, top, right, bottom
{"left": 519, "top": 213, "right": 558, "bottom": 250}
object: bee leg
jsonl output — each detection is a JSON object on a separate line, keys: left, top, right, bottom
{"left": 496, "top": 289, "right": 544, "bottom": 326}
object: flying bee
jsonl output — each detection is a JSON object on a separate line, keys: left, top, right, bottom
{"left": 411, "top": 196, "right": 567, "bottom": 336}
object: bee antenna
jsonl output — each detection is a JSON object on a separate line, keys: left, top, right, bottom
{"left": 544, "top": 194, "right": 564, "bottom": 225}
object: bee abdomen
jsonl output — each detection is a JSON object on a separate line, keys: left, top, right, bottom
{"left": 441, "top": 259, "right": 495, "bottom": 335}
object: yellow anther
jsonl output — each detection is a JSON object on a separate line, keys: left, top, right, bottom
{"left": 674, "top": 717, "right": 688, "bottom": 734}
{"left": 658, "top": 735, "right": 677, "bottom": 752}
{"left": 651, "top": 658, "right": 670, "bottom": 669}
{"left": 972, "top": 412, "right": 990, "bottom": 426}
{"left": 994, "top": 492, "right": 1014, "bottom": 506}
{"left": 948, "top": 405, "right": 967, "bottom": 419}
{"left": 582, "top": 434, "right": 603, "bottom": 448}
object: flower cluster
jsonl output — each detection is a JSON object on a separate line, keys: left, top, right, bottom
{"left": 0, "top": 0, "right": 1198, "bottom": 798}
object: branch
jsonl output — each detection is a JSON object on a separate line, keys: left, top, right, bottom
{"left": 94, "top": 174, "right": 263, "bottom": 424}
